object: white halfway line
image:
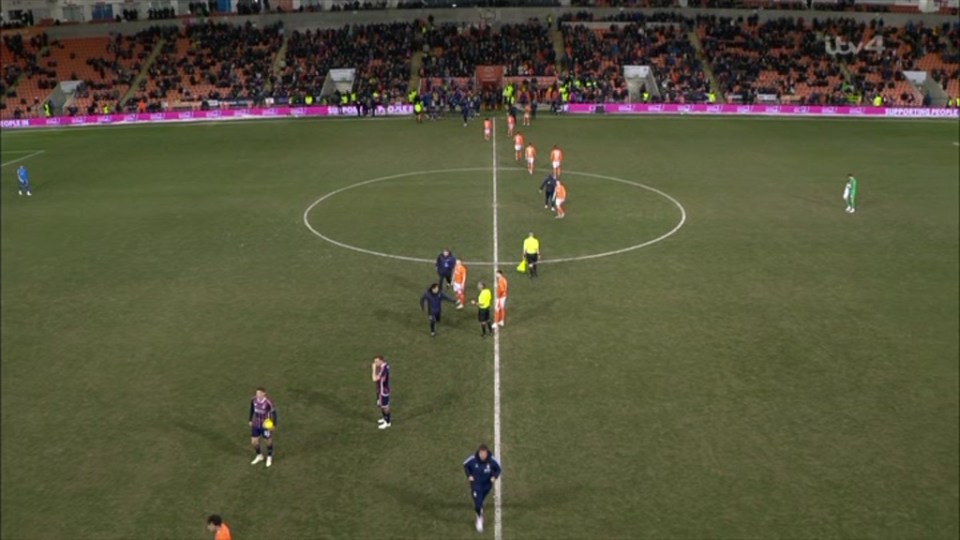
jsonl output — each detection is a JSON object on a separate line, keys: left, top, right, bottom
{"left": 0, "top": 150, "right": 45, "bottom": 167}
{"left": 491, "top": 118, "right": 503, "bottom": 540}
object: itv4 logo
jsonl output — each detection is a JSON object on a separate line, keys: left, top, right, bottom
{"left": 824, "top": 36, "right": 884, "bottom": 56}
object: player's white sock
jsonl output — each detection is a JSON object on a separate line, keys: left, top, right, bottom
{"left": 266, "top": 456, "right": 272, "bottom": 467}
{"left": 26, "top": 191, "right": 31, "bottom": 197}
{"left": 476, "top": 515, "right": 484, "bottom": 533}
{"left": 378, "top": 418, "right": 387, "bottom": 424}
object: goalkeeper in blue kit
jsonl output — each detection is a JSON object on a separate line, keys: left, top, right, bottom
{"left": 17, "top": 166, "right": 32, "bottom": 196}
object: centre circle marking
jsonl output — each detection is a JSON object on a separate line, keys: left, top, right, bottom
{"left": 302, "top": 167, "right": 687, "bottom": 265}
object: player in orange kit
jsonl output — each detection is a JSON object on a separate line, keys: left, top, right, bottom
{"left": 494, "top": 270, "right": 508, "bottom": 327}
{"left": 522, "top": 103, "right": 532, "bottom": 126}
{"left": 554, "top": 179, "right": 567, "bottom": 219}
{"left": 550, "top": 145, "right": 564, "bottom": 178}
{"left": 452, "top": 260, "right": 468, "bottom": 309}
{"left": 483, "top": 118, "right": 492, "bottom": 141}
{"left": 513, "top": 132, "right": 524, "bottom": 161}
{"left": 524, "top": 142, "right": 536, "bottom": 175}
{"left": 506, "top": 112, "right": 516, "bottom": 136}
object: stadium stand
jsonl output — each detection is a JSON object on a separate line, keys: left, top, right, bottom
{"left": 2, "top": 7, "right": 957, "bottom": 118}
{"left": 420, "top": 20, "right": 557, "bottom": 78}
{"left": 133, "top": 21, "right": 282, "bottom": 108}
{"left": 1, "top": 32, "right": 46, "bottom": 118}
{"left": 698, "top": 15, "right": 849, "bottom": 104}
{"left": 276, "top": 22, "right": 415, "bottom": 105}
{"left": 560, "top": 14, "right": 709, "bottom": 103}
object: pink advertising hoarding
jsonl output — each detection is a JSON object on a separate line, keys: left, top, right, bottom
{"left": 565, "top": 103, "right": 960, "bottom": 118}
{"left": 2, "top": 103, "right": 957, "bottom": 130}
{"left": 0, "top": 104, "right": 414, "bottom": 129}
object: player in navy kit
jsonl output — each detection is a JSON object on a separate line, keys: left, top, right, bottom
{"left": 371, "top": 355, "right": 392, "bottom": 429}
{"left": 463, "top": 443, "right": 501, "bottom": 533}
{"left": 249, "top": 387, "right": 278, "bottom": 467}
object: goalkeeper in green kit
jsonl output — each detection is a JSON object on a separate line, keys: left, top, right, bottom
{"left": 843, "top": 173, "right": 858, "bottom": 214}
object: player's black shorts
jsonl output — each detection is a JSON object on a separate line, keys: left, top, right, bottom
{"left": 430, "top": 311, "right": 442, "bottom": 323}
{"left": 251, "top": 426, "right": 273, "bottom": 439}
{"left": 524, "top": 253, "right": 539, "bottom": 265}
{"left": 478, "top": 308, "right": 491, "bottom": 322}
{"left": 378, "top": 393, "right": 390, "bottom": 408}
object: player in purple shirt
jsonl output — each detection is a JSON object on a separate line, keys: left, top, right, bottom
{"left": 248, "top": 387, "right": 278, "bottom": 467}
{"left": 371, "top": 355, "right": 392, "bottom": 430}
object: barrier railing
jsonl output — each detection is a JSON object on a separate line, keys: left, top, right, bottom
{"left": 2, "top": 102, "right": 957, "bottom": 129}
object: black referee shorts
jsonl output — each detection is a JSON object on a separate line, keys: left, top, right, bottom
{"left": 478, "top": 308, "right": 491, "bottom": 322}
{"left": 524, "top": 252, "right": 539, "bottom": 265}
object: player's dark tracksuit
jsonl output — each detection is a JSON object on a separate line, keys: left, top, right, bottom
{"left": 436, "top": 253, "right": 457, "bottom": 287}
{"left": 540, "top": 175, "right": 557, "bottom": 209}
{"left": 464, "top": 452, "right": 501, "bottom": 516}
{"left": 420, "top": 288, "right": 456, "bottom": 334}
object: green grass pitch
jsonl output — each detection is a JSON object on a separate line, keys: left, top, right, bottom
{"left": 1, "top": 115, "right": 958, "bottom": 540}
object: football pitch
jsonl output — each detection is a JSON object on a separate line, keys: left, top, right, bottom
{"left": 1, "top": 115, "right": 958, "bottom": 540}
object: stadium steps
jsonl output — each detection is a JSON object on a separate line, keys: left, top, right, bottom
{"left": 408, "top": 50, "right": 423, "bottom": 93}
{"left": 941, "top": 34, "right": 959, "bottom": 56}
{"left": 687, "top": 30, "right": 725, "bottom": 103}
{"left": 550, "top": 29, "right": 565, "bottom": 69}
{"left": 269, "top": 33, "right": 289, "bottom": 93}
{"left": 120, "top": 39, "right": 165, "bottom": 107}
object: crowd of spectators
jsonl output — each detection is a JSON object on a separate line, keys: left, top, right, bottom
{"left": 420, "top": 19, "right": 557, "bottom": 78}
{"left": 698, "top": 15, "right": 850, "bottom": 104}
{"left": 3, "top": 11, "right": 957, "bottom": 119}
{"left": 128, "top": 22, "right": 281, "bottom": 108}
{"left": 828, "top": 19, "right": 959, "bottom": 105}
{"left": 561, "top": 13, "right": 708, "bottom": 103}
{"left": 329, "top": 1, "right": 389, "bottom": 10}
{"left": 147, "top": 8, "right": 178, "bottom": 20}
{"left": 1, "top": 33, "right": 46, "bottom": 118}
{"left": 571, "top": 0, "right": 674, "bottom": 7}
{"left": 276, "top": 22, "right": 415, "bottom": 105}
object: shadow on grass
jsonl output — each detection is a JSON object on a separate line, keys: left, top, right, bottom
{"left": 404, "top": 390, "right": 462, "bottom": 422}
{"left": 503, "top": 484, "right": 581, "bottom": 515}
{"left": 381, "top": 483, "right": 467, "bottom": 525}
{"left": 391, "top": 273, "right": 426, "bottom": 292}
{"left": 178, "top": 421, "right": 244, "bottom": 456}
{"left": 373, "top": 307, "right": 413, "bottom": 329}
{"left": 288, "top": 387, "right": 368, "bottom": 423}
{"left": 509, "top": 297, "right": 558, "bottom": 325}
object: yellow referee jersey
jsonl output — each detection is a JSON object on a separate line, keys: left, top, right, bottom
{"left": 523, "top": 236, "right": 540, "bottom": 254}
{"left": 477, "top": 288, "right": 493, "bottom": 309}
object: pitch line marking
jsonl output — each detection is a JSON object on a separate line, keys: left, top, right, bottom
{"left": 492, "top": 119, "right": 503, "bottom": 540}
{"left": 0, "top": 150, "right": 45, "bottom": 167}
{"left": 303, "top": 168, "right": 687, "bottom": 266}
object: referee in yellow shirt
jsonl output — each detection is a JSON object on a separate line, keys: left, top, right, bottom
{"left": 471, "top": 281, "right": 495, "bottom": 337}
{"left": 522, "top": 232, "right": 540, "bottom": 278}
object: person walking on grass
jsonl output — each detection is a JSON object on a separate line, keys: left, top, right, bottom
{"left": 463, "top": 443, "right": 501, "bottom": 533}
{"left": 522, "top": 232, "right": 541, "bottom": 278}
